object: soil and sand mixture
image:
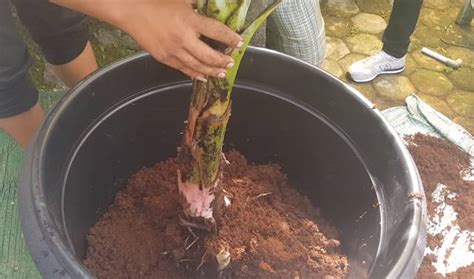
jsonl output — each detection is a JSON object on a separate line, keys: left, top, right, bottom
{"left": 407, "top": 134, "right": 474, "bottom": 278}
{"left": 83, "top": 133, "right": 474, "bottom": 278}
{"left": 84, "top": 151, "right": 349, "bottom": 278}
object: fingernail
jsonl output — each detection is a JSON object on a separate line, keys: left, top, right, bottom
{"left": 218, "top": 72, "right": 226, "bottom": 79}
{"left": 226, "top": 62, "right": 234, "bottom": 69}
{"left": 237, "top": 41, "right": 243, "bottom": 48}
{"left": 196, "top": 76, "right": 208, "bottom": 83}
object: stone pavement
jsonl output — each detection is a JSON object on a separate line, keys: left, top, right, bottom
{"left": 321, "top": 0, "right": 474, "bottom": 134}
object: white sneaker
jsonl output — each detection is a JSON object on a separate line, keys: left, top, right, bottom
{"left": 348, "top": 51, "right": 406, "bottom": 83}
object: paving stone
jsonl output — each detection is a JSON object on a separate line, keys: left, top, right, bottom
{"left": 453, "top": 116, "right": 474, "bottom": 134}
{"left": 345, "top": 34, "right": 383, "bottom": 55}
{"left": 408, "top": 39, "right": 424, "bottom": 55}
{"left": 351, "top": 13, "right": 387, "bottom": 34}
{"left": 404, "top": 53, "right": 418, "bottom": 75}
{"left": 93, "top": 27, "right": 141, "bottom": 51}
{"left": 325, "top": 0, "right": 360, "bottom": 17}
{"left": 347, "top": 81, "right": 378, "bottom": 101}
{"left": 325, "top": 16, "right": 352, "bottom": 38}
{"left": 43, "top": 64, "right": 66, "bottom": 89}
{"left": 446, "top": 47, "right": 474, "bottom": 65}
{"left": 326, "top": 37, "right": 351, "bottom": 61}
{"left": 338, "top": 53, "right": 368, "bottom": 72}
{"left": 355, "top": 0, "right": 391, "bottom": 14}
{"left": 119, "top": 34, "right": 141, "bottom": 50}
{"left": 418, "top": 94, "right": 456, "bottom": 118}
{"left": 452, "top": 0, "right": 466, "bottom": 6}
{"left": 410, "top": 69, "right": 453, "bottom": 96}
{"left": 449, "top": 67, "right": 474, "bottom": 91}
{"left": 443, "top": 22, "right": 474, "bottom": 48}
{"left": 373, "top": 97, "right": 404, "bottom": 110}
{"left": 373, "top": 75, "right": 416, "bottom": 101}
{"left": 420, "top": 8, "right": 453, "bottom": 27}
{"left": 321, "top": 59, "right": 344, "bottom": 78}
{"left": 447, "top": 90, "right": 474, "bottom": 118}
{"left": 411, "top": 49, "right": 445, "bottom": 72}
{"left": 412, "top": 25, "right": 446, "bottom": 49}
{"left": 445, "top": 6, "right": 461, "bottom": 22}
{"left": 94, "top": 28, "right": 120, "bottom": 47}
{"left": 424, "top": 0, "right": 451, "bottom": 10}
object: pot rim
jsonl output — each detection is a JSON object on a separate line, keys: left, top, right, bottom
{"left": 19, "top": 47, "right": 426, "bottom": 278}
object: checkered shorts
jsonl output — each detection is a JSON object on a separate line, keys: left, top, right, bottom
{"left": 267, "top": 0, "right": 326, "bottom": 66}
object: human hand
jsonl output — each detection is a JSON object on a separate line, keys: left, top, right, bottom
{"left": 51, "top": 0, "right": 243, "bottom": 80}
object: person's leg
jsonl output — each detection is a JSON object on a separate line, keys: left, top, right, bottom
{"left": 50, "top": 41, "right": 97, "bottom": 88}
{"left": 0, "top": 0, "right": 43, "bottom": 148}
{"left": 348, "top": 0, "right": 423, "bottom": 83}
{"left": 0, "top": 37, "right": 95, "bottom": 148}
{"left": 382, "top": 0, "right": 424, "bottom": 58}
{"left": 13, "top": 0, "right": 98, "bottom": 88}
{"left": 0, "top": 103, "right": 43, "bottom": 148}
{"left": 1, "top": 0, "right": 98, "bottom": 148}
{"left": 266, "top": 0, "right": 326, "bottom": 66}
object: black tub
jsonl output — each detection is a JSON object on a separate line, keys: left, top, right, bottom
{"left": 18, "top": 48, "right": 426, "bottom": 278}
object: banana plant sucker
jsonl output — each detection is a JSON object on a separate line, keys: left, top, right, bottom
{"left": 177, "top": 0, "right": 281, "bottom": 230}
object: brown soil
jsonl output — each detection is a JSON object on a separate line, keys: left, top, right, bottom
{"left": 406, "top": 134, "right": 474, "bottom": 278}
{"left": 84, "top": 151, "right": 348, "bottom": 278}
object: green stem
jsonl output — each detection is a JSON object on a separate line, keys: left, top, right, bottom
{"left": 178, "top": 0, "right": 282, "bottom": 227}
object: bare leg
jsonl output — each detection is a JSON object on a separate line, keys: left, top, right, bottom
{"left": 51, "top": 41, "right": 98, "bottom": 88}
{"left": 0, "top": 103, "right": 44, "bottom": 148}
{"left": 0, "top": 41, "right": 98, "bottom": 148}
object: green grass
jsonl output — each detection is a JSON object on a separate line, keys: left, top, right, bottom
{"left": 0, "top": 91, "right": 63, "bottom": 279}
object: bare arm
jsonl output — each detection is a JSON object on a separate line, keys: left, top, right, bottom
{"left": 50, "top": 0, "right": 243, "bottom": 80}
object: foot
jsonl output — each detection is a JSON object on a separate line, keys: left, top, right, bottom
{"left": 348, "top": 51, "right": 406, "bottom": 83}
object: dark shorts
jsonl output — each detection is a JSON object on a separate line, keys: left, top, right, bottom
{"left": 0, "top": 0, "right": 88, "bottom": 118}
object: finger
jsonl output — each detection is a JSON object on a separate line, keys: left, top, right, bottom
{"left": 185, "top": 39, "right": 234, "bottom": 69}
{"left": 172, "top": 58, "right": 206, "bottom": 80}
{"left": 194, "top": 15, "right": 243, "bottom": 48}
{"left": 176, "top": 49, "right": 227, "bottom": 79}
{"left": 150, "top": 52, "right": 205, "bottom": 80}
{"left": 182, "top": 68, "right": 207, "bottom": 82}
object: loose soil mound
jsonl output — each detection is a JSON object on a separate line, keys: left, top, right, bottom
{"left": 84, "top": 151, "right": 348, "bottom": 278}
{"left": 407, "top": 134, "right": 474, "bottom": 278}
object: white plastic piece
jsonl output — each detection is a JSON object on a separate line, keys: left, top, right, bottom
{"left": 421, "top": 47, "right": 463, "bottom": 69}
{"left": 216, "top": 247, "right": 231, "bottom": 271}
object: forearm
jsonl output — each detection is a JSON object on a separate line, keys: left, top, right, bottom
{"left": 48, "top": 0, "right": 240, "bottom": 80}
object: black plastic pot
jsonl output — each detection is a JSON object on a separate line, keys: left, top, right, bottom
{"left": 19, "top": 48, "right": 426, "bottom": 278}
